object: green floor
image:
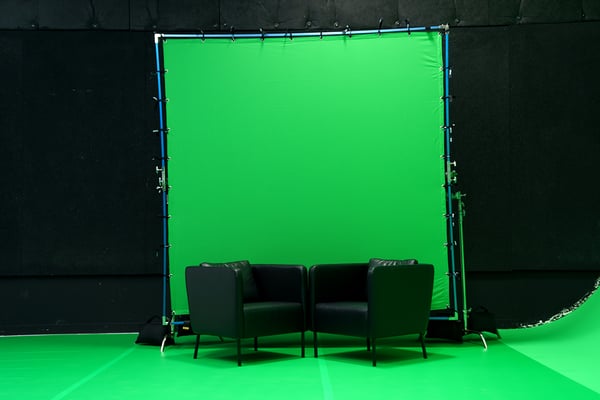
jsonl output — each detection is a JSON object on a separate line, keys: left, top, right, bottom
{"left": 2, "top": 290, "right": 599, "bottom": 400}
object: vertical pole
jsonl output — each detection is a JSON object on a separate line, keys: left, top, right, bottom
{"left": 456, "top": 192, "right": 469, "bottom": 331}
{"left": 442, "top": 29, "right": 460, "bottom": 318}
{"left": 154, "top": 34, "right": 169, "bottom": 325}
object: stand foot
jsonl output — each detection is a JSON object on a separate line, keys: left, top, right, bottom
{"left": 465, "top": 330, "right": 488, "bottom": 350}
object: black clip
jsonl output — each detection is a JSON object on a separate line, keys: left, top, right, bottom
{"left": 406, "top": 19, "right": 411, "bottom": 35}
{"left": 201, "top": 30, "right": 205, "bottom": 41}
{"left": 287, "top": 30, "right": 293, "bottom": 40}
{"left": 344, "top": 25, "right": 352, "bottom": 37}
{"left": 378, "top": 18, "right": 383, "bottom": 36}
{"left": 320, "top": 31, "right": 323, "bottom": 40}
{"left": 260, "top": 28, "right": 265, "bottom": 41}
{"left": 152, "top": 97, "right": 169, "bottom": 104}
{"left": 152, "top": 69, "right": 167, "bottom": 76}
{"left": 230, "top": 26, "right": 235, "bottom": 41}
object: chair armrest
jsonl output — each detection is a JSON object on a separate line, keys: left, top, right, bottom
{"left": 368, "top": 264, "right": 434, "bottom": 336}
{"left": 185, "top": 265, "right": 243, "bottom": 337}
{"left": 252, "top": 264, "right": 307, "bottom": 303}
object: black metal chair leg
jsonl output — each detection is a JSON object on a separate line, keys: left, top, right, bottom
{"left": 419, "top": 333, "right": 428, "bottom": 359}
{"left": 301, "top": 331, "right": 305, "bottom": 358}
{"left": 366, "top": 337, "right": 371, "bottom": 351}
{"left": 237, "top": 338, "right": 242, "bottom": 366}
{"left": 372, "top": 337, "right": 377, "bottom": 367}
{"left": 193, "top": 334, "right": 200, "bottom": 359}
{"left": 313, "top": 331, "right": 318, "bottom": 358}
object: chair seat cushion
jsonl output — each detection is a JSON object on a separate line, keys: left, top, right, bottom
{"left": 314, "top": 301, "right": 368, "bottom": 337}
{"left": 243, "top": 301, "right": 304, "bottom": 337}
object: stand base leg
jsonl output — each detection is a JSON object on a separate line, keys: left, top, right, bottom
{"left": 465, "top": 330, "right": 488, "bottom": 350}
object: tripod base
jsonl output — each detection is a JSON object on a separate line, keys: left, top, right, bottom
{"left": 428, "top": 319, "right": 501, "bottom": 349}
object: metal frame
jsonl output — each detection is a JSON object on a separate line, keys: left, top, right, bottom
{"left": 152, "top": 25, "right": 464, "bottom": 334}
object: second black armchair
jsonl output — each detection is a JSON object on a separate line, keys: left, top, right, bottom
{"left": 310, "top": 261, "right": 434, "bottom": 366}
{"left": 185, "top": 261, "right": 307, "bottom": 366}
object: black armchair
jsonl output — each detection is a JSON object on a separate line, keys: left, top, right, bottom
{"left": 309, "top": 261, "right": 434, "bottom": 366}
{"left": 185, "top": 261, "right": 307, "bottom": 366}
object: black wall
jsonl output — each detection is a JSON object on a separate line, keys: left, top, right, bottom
{"left": 0, "top": 31, "right": 163, "bottom": 334}
{"left": 452, "top": 22, "right": 600, "bottom": 326}
{"left": 1, "top": 1, "right": 599, "bottom": 334}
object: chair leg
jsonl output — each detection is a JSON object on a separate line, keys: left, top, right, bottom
{"left": 419, "top": 333, "right": 428, "bottom": 359}
{"left": 366, "top": 337, "right": 371, "bottom": 351}
{"left": 237, "top": 338, "right": 242, "bottom": 366}
{"left": 193, "top": 334, "right": 200, "bottom": 359}
{"left": 301, "top": 331, "right": 305, "bottom": 358}
{"left": 372, "top": 337, "right": 377, "bottom": 367}
{"left": 254, "top": 337, "right": 258, "bottom": 351}
{"left": 313, "top": 331, "right": 318, "bottom": 358}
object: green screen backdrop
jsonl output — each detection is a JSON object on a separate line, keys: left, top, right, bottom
{"left": 162, "top": 32, "right": 449, "bottom": 316}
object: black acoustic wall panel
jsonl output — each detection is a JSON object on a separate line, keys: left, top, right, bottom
{"left": 508, "top": 22, "right": 600, "bottom": 270}
{"left": 467, "top": 270, "right": 599, "bottom": 327}
{"left": 0, "top": 32, "right": 24, "bottom": 272}
{"left": 0, "top": 0, "right": 130, "bottom": 30}
{"left": 130, "top": 0, "right": 220, "bottom": 31}
{"left": 452, "top": 27, "right": 512, "bottom": 271}
{"left": 453, "top": 0, "right": 521, "bottom": 26}
{"left": 220, "top": 0, "right": 310, "bottom": 30}
{"left": 0, "top": 0, "right": 37, "bottom": 29}
{"left": 396, "top": 0, "right": 456, "bottom": 27}
{"left": 518, "top": 0, "right": 584, "bottom": 24}
{"left": 452, "top": 23, "right": 600, "bottom": 327}
{"left": 0, "top": 31, "right": 161, "bottom": 276}
{"left": 452, "top": 22, "right": 600, "bottom": 272}
{"left": 583, "top": 0, "right": 600, "bottom": 20}
{"left": 37, "top": 0, "right": 130, "bottom": 29}
{"left": 308, "top": 0, "right": 399, "bottom": 30}
{"left": 1, "top": 1, "right": 599, "bottom": 31}
{"left": 0, "top": 275, "right": 163, "bottom": 334}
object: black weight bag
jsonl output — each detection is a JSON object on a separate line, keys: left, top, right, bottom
{"left": 135, "top": 316, "right": 174, "bottom": 348}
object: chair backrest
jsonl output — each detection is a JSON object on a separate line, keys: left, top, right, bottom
{"left": 252, "top": 264, "right": 307, "bottom": 303}
{"left": 310, "top": 263, "right": 369, "bottom": 303}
